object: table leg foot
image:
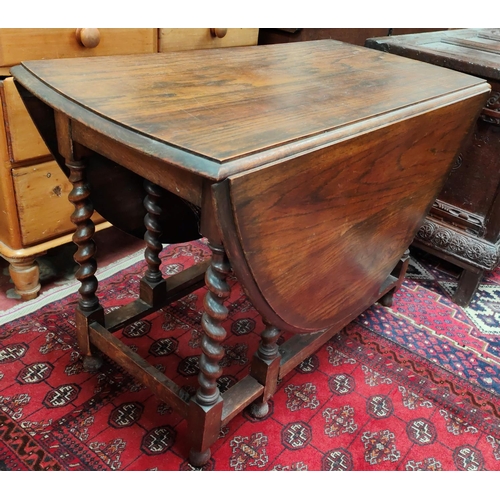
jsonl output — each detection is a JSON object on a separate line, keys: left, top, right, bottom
{"left": 187, "top": 396, "right": 223, "bottom": 468}
{"left": 82, "top": 353, "right": 103, "bottom": 373}
{"left": 378, "top": 292, "right": 394, "bottom": 307}
{"left": 188, "top": 447, "right": 211, "bottom": 468}
{"left": 249, "top": 400, "right": 270, "bottom": 418}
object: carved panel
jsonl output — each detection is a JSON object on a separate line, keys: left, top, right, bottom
{"left": 429, "top": 199, "right": 485, "bottom": 235}
{"left": 480, "top": 91, "right": 500, "bottom": 126}
{"left": 415, "top": 219, "right": 500, "bottom": 270}
{"left": 451, "top": 153, "right": 463, "bottom": 172}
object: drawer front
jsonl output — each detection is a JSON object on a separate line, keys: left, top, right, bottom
{"left": 0, "top": 28, "right": 158, "bottom": 68}
{"left": 12, "top": 161, "right": 105, "bottom": 246}
{"left": 159, "top": 28, "right": 258, "bottom": 52}
{"left": 2, "top": 77, "right": 50, "bottom": 165}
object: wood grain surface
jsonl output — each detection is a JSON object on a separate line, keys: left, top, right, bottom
{"left": 365, "top": 29, "right": 500, "bottom": 81}
{"left": 223, "top": 94, "right": 487, "bottom": 332}
{"left": 1, "top": 78, "right": 50, "bottom": 164}
{"left": 12, "top": 160, "right": 104, "bottom": 246}
{"left": 0, "top": 28, "right": 157, "bottom": 68}
{"left": 14, "top": 40, "right": 488, "bottom": 177}
{"left": 159, "top": 28, "right": 258, "bottom": 52}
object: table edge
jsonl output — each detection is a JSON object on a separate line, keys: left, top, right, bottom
{"left": 11, "top": 64, "right": 491, "bottom": 182}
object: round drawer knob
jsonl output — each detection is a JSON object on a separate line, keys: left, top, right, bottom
{"left": 210, "top": 28, "right": 228, "bottom": 38}
{"left": 75, "top": 28, "right": 101, "bottom": 48}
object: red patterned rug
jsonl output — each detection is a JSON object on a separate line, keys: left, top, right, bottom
{"left": 1, "top": 240, "right": 500, "bottom": 471}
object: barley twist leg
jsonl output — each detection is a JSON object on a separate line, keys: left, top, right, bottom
{"left": 68, "top": 159, "right": 103, "bottom": 372}
{"left": 143, "top": 179, "right": 164, "bottom": 284}
{"left": 188, "top": 242, "right": 230, "bottom": 467}
{"left": 196, "top": 243, "right": 230, "bottom": 406}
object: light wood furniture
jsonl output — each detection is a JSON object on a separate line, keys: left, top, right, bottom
{"left": 366, "top": 29, "right": 500, "bottom": 306}
{"left": 159, "top": 28, "right": 258, "bottom": 52}
{"left": 0, "top": 28, "right": 157, "bottom": 299}
{"left": 0, "top": 28, "right": 258, "bottom": 299}
{"left": 12, "top": 40, "right": 488, "bottom": 465}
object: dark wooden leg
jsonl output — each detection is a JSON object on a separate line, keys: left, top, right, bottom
{"left": 68, "top": 159, "right": 104, "bottom": 372}
{"left": 249, "top": 320, "right": 281, "bottom": 418}
{"left": 378, "top": 290, "right": 396, "bottom": 307}
{"left": 379, "top": 248, "right": 410, "bottom": 307}
{"left": 140, "top": 179, "right": 167, "bottom": 305}
{"left": 188, "top": 242, "right": 230, "bottom": 467}
{"left": 454, "top": 267, "right": 484, "bottom": 307}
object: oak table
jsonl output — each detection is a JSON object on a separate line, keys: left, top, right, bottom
{"left": 366, "top": 29, "right": 500, "bottom": 306}
{"left": 11, "top": 40, "right": 489, "bottom": 466}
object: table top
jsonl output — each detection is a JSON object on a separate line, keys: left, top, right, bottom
{"left": 366, "top": 29, "right": 500, "bottom": 82}
{"left": 11, "top": 39, "right": 487, "bottom": 180}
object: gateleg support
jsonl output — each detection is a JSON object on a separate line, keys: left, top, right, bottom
{"left": 249, "top": 353, "right": 281, "bottom": 418}
{"left": 379, "top": 248, "right": 410, "bottom": 307}
{"left": 249, "top": 320, "right": 282, "bottom": 418}
{"left": 140, "top": 178, "right": 167, "bottom": 307}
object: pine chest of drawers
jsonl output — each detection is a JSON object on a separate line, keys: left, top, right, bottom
{"left": 0, "top": 28, "right": 159, "bottom": 299}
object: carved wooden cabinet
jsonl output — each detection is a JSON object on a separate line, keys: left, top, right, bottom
{"left": 258, "top": 28, "right": 447, "bottom": 47}
{"left": 0, "top": 28, "right": 258, "bottom": 300}
{"left": 366, "top": 29, "right": 500, "bottom": 306}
